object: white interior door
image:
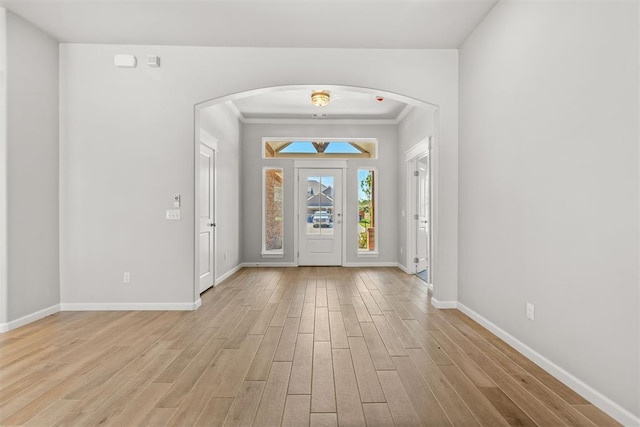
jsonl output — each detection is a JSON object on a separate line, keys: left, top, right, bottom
{"left": 199, "top": 143, "right": 216, "bottom": 292}
{"left": 416, "top": 155, "right": 430, "bottom": 274}
{"left": 298, "top": 169, "right": 342, "bottom": 266}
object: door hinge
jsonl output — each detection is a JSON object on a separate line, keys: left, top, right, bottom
{"left": 413, "top": 214, "right": 419, "bottom": 220}
{"left": 414, "top": 171, "right": 419, "bottom": 177}
{"left": 413, "top": 257, "right": 419, "bottom": 264}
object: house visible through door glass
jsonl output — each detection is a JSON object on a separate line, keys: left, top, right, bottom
{"left": 306, "top": 176, "right": 334, "bottom": 236}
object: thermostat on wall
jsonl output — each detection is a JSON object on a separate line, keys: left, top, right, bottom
{"left": 114, "top": 54, "right": 137, "bottom": 68}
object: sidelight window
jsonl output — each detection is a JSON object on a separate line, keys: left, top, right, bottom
{"left": 263, "top": 168, "right": 284, "bottom": 256}
{"left": 358, "top": 168, "right": 377, "bottom": 253}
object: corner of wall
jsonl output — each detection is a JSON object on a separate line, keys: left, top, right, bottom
{"left": 430, "top": 298, "right": 457, "bottom": 309}
{"left": 238, "top": 120, "right": 245, "bottom": 264}
{"left": 0, "top": 8, "right": 7, "bottom": 326}
{"left": 4, "top": 9, "right": 60, "bottom": 321}
{"left": 58, "top": 42, "right": 68, "bottom": 306}
{"left": 1, "top": 304, "right": 59, "bottom": 333}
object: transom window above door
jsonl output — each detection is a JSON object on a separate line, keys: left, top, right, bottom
{"left": 263, "top": 139, "right": 377, "bottom": 159}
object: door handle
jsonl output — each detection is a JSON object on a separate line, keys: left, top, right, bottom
{"left": 209, "top": 222, "right": 216, "bottom": 227}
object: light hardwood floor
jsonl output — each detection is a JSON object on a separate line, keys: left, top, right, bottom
{"left": 0, "top": 267, "right": 620, "bottom": 426}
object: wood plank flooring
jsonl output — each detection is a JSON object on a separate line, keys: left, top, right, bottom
{"left": 0, "top": 267, "right": 621, "bottom": 426}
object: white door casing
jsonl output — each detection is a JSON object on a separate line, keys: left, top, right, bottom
{"left": 416, "top": 155, "right": 430, "bottom": 273}
{"left": 298, "top": 168, "right": 343, "bottom": 266}
{"left": 199, "top": 143, "right": 216, "bottom": 292}
{"left": 405, "top": 137, "right": 432, "bottom": 279}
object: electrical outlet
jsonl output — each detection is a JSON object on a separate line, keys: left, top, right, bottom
{"left": 123, "top": 272, "right": 131, "bottom": 283}
{"left": 400, "top": 247, "right": 403, "bottom": 254}
{"left": 526, "top": 303, "right": 535, "bottom": 320}
{"left": 224, "top": 252, "right": 228, "bottom": 261}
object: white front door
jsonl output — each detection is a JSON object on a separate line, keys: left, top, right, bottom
{"left": 416, "top": 155, "right": 430, "bottom": 274}
{"left": 199, "top": 143, "right": 216, "bottom": 292}
{"left": 298, "top": 169, "right": 342, "bottom": 266}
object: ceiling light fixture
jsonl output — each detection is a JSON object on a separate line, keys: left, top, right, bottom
{"left": 311, "top": 90, "right": 330, "bottom": 107}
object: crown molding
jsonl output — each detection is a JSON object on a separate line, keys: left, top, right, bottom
{"left": 224, "top": 100, "right": 245, "bottom": 121}
{"left": 241, "top": 118, "right": 400, "bottom": 125}
{"left": 395, "top": 104, "right": 414, "bottom": 123}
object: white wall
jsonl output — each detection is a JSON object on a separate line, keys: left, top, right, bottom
{"left": 398, "top": 107, "right": 434, "bottom": 152}
{"left": 199, "top": 103, "right": 242, "bottom": 280}
{"left": 398, "top": 106, "right": 434, "bottom": 271}
{"left": 3, "top": 11, "right": 59, "bottom": 323}
{"left": 59, "top": 45, "right": 459, "bottom": 307}
{"left": 0, "top": 9, "right": 7, "bottom": 326}
{"left": 459, "top": 1, "right": 639, "bottom": 422}
{"left": 241, "top": 123, "right": 398, "bottom": 265}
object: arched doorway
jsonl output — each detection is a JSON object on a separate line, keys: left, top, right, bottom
{"left": 193, "top": 85, "right": 438, "bottom": 300}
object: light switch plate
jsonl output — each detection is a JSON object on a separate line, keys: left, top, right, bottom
{"left": 166, "top": 209, "right": 181, "bottom": 220}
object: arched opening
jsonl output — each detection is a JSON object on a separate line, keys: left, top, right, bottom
{"left": 193, "top": 85, "right": 439, "bottom": 303}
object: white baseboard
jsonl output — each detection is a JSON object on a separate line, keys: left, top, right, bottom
{"left": 396, "top": 263, "right": 412, "bottom": 274}
{"left": 457, "top": 302, "right": 640, "bottom": 427}
{"left": 215, "top": 264, "right": 243, "bottom": 285}
{"left": 242, "top": 262, "right": 407, "bottom": 269}
{"left": 0, "top": 299, "right": 203, "bottom": 333}
{"left": 241, "top": 262, "right": 298, "bottom": 267}
{"left": 430, "top": 298, "right": 457, "bottom": 309}
{"left": 60, "top": 301, "right": 200, "bottom": 311}
{"left": 343, "top": 262, "right": 400, "bottom": 267}
{"left": 0, "top": 304, "right": 60, "bottom": 333}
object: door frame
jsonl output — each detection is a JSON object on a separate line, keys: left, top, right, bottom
{"left": 406, "top": 136, "right": 434, "bottom": 284}
{"left": 294, "top": 160, "right": 347, "bottom": 267}
{"left": 194, "top": 125, "right": 218, "bottom": 301}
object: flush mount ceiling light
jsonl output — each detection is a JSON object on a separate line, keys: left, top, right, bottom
{"left": 311, "top": 90, "right": 330, "bottom": 107}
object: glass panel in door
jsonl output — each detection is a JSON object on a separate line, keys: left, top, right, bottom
{"left": 307, "top": 175, "right": 334, "bottom": 236}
